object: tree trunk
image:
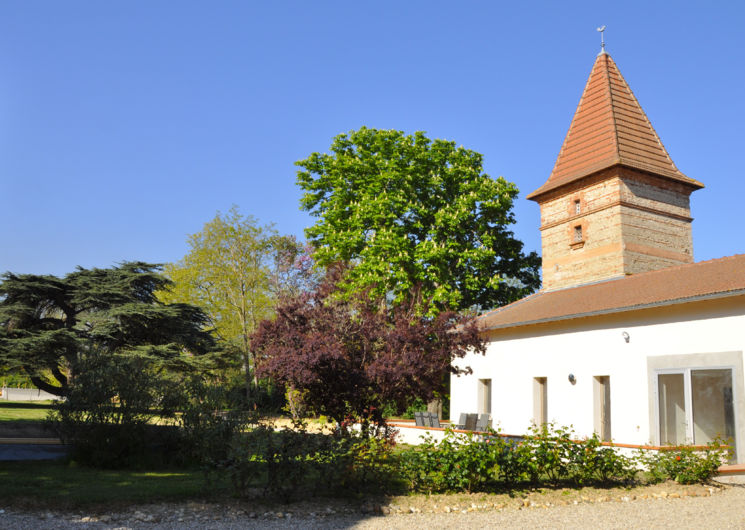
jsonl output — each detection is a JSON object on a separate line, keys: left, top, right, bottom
{"left": 427, "top": 398, "right": 442, "bottom": 420}
{"left": 28, "top": 375, "right": 66, "bottom": 397}
{"left": 242, "top": 354, "right": 252, "bottom": 401}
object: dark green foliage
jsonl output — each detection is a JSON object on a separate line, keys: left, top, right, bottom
{"left": 49, "top": 353, "right": 185, "bottom": 468}
{"left": 188, "top": 412, "right": 402, "bottom": 502}
{"left": 400, "top": 431, "right": 503, "bottom": 493}
{"left": 235, "top": 427, "right": 400, "bottom": 501}
{"left": 246, "top": 424, "right": 313, "bottom": 502}
{"left": 177, "top": 377, "right": 258, "bottom": 484}
{"left": 0, "top": 262, "right": 215, "bottom": 396}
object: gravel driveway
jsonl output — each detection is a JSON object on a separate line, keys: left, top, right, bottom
{"left": 3, "top": 484, "right": 745, "bottom": 529}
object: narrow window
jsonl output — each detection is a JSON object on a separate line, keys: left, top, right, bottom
{"left": 574, "top": 225, "right": 583, "bottom": 242}
{"left": 593, "top": 376, "right": 611, "bottom": 441}
{"left": 478, "top": 378, "right": 492, "bottom": 415}
{"left": 574, "top": 199, "right": 581, "bottom": 215}
{"left": 533, "top": 377, "right": 547, "bottom": 425}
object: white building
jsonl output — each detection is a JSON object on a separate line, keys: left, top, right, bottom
{"left": 451, "top": 49, "right": 745, "bottom": 464}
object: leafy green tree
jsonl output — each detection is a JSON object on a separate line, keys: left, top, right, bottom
{"left": 161, "top": 207, "right": 312, "bottom": 396}
{"left": 296, "top": 127, "right": 541, "bottom": 314}
{"left": 0, "top": 262, "right": 214, "bottom": 397}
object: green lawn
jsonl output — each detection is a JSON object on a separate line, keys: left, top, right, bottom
{"left": 0, "top": 401, "right": 55, "bottom": 422}
{"left": 0, "top": 461, "right": 224, "bottom": 509}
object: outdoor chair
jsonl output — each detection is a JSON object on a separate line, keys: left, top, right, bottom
{"left": 427, "top": 412, "right": 442, "bottom": 428}
{"left": 453, "top": 413, "right": 468, "bottom": 430}
{"left": 414, "top": 411, "right": 425, "bottom": 427}
{"left": 464, "top": 413, "right": 478, "bottom": 431}
{"left": 475, "top": 413, "right": 491, "bottom": 431}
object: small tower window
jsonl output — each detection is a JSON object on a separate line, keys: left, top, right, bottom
{"left": 574, "top": 199, "right": 581, "bottom": 215}
{"left": 574, "top": 225, "right": 583, "bottom": 242}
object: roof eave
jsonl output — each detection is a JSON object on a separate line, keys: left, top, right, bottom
{"left": 481, "top": 288, "right": 745, "bottom": 333}
{"left": 526, "top": 163, "right": 703, "bottom": 203}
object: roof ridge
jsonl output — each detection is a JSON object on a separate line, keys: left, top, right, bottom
{"left": 609, "top": 56, "right": 682, "bottom": 176}
{"left": 602, "top": 54, "right": 623, "bottom": 164}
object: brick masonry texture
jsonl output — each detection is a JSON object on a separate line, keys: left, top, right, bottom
{"left": 538, "top": 170, "right": 695, "bottom": 290}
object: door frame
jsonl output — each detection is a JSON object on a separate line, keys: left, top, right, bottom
{"left": 648, "top": 352, "right": 744, "bottom": 462}
{"left": 653, "top": 366, "right": 736, "bottom": 446}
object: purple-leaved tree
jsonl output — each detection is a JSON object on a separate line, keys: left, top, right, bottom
{"left": 251, "top": 268, "right": 485, "bottom": 435}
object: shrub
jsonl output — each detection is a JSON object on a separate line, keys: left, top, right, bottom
{"left": 49, "top": 353, "right": 185, "bottom": 468}
{"left": 284, "top": 385, "right": 309, "bottom": 420}
{"left": 244, "top": 423, "right": 310, "bottom": 502}
{"left": 638, "top": 441, "right": 730, "bottom": 484}
{"left": 338, "top": 433, "right": 400, "bottom": 493}
{"left": 178, "top": 377, "right": 257, "bottom": 486}
{"left": 563, "top": 433, "right": 636, "bottom": 485}
{"left": 400, "top": 430, "right": 506, "bottom": 493}
{"left": 523, "top": 423, "right": 638, "bottom": 486}
{"left": 220, "top": 421, "right": 400, "bottom": 500}
{"left": 400, "top": 424, "right": 639, "bottom": 493}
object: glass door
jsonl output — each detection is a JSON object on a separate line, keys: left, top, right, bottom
{"left": 691, "top": 369, "right": 735, "bottom": 445}
{"left": 658, "top": 372, "right": 687, "bottom": 445}
{"left": 656, "top": 368, "right": 736, "bottom": 456}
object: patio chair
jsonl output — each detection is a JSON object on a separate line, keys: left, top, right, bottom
{"left": 414, "top": 411, "right": 426, "bottom": 427}
{"left": 464, "top": 413, "right": 478, "bottom": 431}
{"left": 453, "top": 413, "right": 468, "bottom": 430}
{"left": 475, "top": 413, "right": 491, "bottom": 432}
{"left": 427, "top": 412, "right": 442, "bottom": 428}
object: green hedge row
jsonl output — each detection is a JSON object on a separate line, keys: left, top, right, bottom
{"left": 400, "top": 423, "right": 730, "bottom": 493}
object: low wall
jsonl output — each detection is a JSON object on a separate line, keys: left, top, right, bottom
{"left": 388, "top": 421, "right": 511, "bottom": 446}
{"left": 387, "top": 421, "right": 711, "bottom": 461}
{"left": 0, "top": 387, "right": 58, "bottom": 401}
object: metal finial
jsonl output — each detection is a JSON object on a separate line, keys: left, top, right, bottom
{"left": 597, "top": 25, "right": 607, "bottom": 55}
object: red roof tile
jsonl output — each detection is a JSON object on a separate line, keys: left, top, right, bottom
{"left": 479, "top": 254, "right": 745, "bottom": 331}
{"left": 527, "top": 53, "right": 703, "bottom": 201}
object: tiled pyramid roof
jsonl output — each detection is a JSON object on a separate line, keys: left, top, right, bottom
{"left": 527, "top": 53, "right": 703, "bottom": 201}
{"left": 478, "top": 254, "right": 745, "bottom": 332}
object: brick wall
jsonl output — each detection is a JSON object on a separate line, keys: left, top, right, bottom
{"left": 537, "top": 167, "right": 696, "bottom": 291}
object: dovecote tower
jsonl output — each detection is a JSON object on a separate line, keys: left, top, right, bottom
{"left": 527, "top": 51, "right": 703, "bottom": 291}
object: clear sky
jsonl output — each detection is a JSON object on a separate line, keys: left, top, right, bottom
{"left": 2, "top": 1, "right": 743, "bottom": 277}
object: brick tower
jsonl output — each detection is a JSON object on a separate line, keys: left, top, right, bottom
{"left": 527, "top": 51, "right": 704, "bottom": 291}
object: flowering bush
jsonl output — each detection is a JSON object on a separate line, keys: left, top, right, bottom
{"left": 638, "top": 440, "right": 730, "bottom": 484}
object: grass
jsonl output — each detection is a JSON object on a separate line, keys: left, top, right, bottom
{"left": 0, "top": 460, "right": 227, "bottom": 510}
{"left": 0, "top": 401, "right": 55, "bottom": 422}
{"left": 0, "top": 460, "right": 716, "bottom": 514}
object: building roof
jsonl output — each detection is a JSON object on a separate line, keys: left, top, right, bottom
{"left": 479, "top": 254, "right": 745, "bottom": 331}
{"left": 527, "top": 53, "right": 704, "bottom": 201}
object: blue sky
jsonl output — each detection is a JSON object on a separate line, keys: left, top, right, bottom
{"left": 2, "top": 1, "right": 743, "bottom": 277}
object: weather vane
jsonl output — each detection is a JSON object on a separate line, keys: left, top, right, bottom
{"left": 597, "top": 25, "right": 607, "bottom": 54}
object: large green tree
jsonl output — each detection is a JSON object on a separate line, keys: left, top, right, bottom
{"left": 160, "top": 207, "right": 312, "bottom": 396}
{"left": 0, "top": 262, "right": 214, "bottom": 397}
{"left": 296, "top": 127, "right": 541, "bottom": 314}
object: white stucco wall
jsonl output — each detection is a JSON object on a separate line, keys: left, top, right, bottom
{"left": 451, "top": 296, "right": 745, "bottom": 461}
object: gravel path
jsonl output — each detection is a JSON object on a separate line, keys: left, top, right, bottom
{"left": 2, "top": 485, "right": 745, "bottom": 529}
